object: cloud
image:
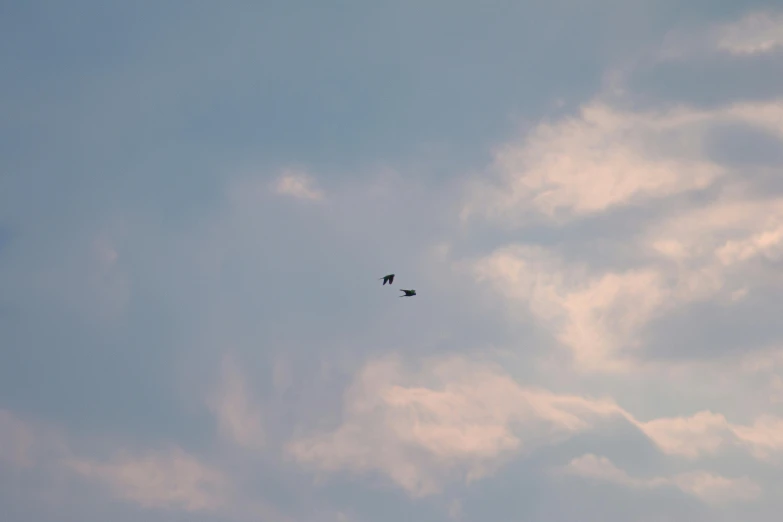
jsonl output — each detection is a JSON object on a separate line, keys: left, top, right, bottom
{"left": 0, "top": 409, "right": 36, "bottom": 468}
{"left": 465, "top": 97, "right": 783, "bottom": 370}
{"left": 632, "top": 411, "right": 733, "bottom": 459}
{"left": 562, "top": 453, "right": 642, "bottom": 486}
{"left": 715, "top": 11, "right": 783, "bottom": 56}
{"left": 9, "top": 230, "right": 133, "bottom": 327}
{"left": 288, "top": 356, "right": 623, "bottom": 496}
{"left": 87, "top": 235, "right": 130, "bottom": 320}
{"left": 0, "top": 409, "right": 69, "bottom": 471}
{"left": 0, "top": 410, "right": 231, "bottom": 514}
{"left": 646, "top": 197, "right": 783, "bottom": 271}
{"left": 671, "top": 471, "right": 762, "bottom": 504}
{"left": 627, "top": 409, "right": 783, "bottom": 464}
{"left": 463, "top": 95, "right": 783, "bottom": 228}
{"left": 207, "top": 355, "right": 265, "bottom": 452}
{"left": 656, "top": 10, "right": 783, "bottom": 62}
{"left": 0, "top": 409, "right": 296, "bottom": 521}
{"left": 4, "top": 4, "right": 783, "bottom": 522}
{"left": 288, "top": 355, "right": 783, "bottom": 499}
{"left": 639, "top": 193, "right": 783, "bottom": 324}
{"left": 732, "top": 415, "right": 783, "bottom": 459}
{"left": 690, "top": 346, "right": 783, "bottom": 406}
{"left": 273, "top": 168, "right": 324, "bottom": 201}
{"left": 66, "top": 447, "right": 230, "bottom": 512}
{"left": 562, "top": 453, "right": 761, "bottom": 505}
{"left": 471, "top": 245, "right": 672, "bottom": 372}
{"left": 461, "top": 103, "right": 723, "bottom": 226}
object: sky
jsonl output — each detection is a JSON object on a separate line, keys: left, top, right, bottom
{"left": 2, "top": 1, "right": 783, "bottom": 521}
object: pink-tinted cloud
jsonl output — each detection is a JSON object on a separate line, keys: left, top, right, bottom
{"left": 562, "top": 453, "right": 762, "bottom": 505}
{"left": 66, "top": 447, "right": 230, "bottom": 512}
{"left": 207, "top": 355, "right": 265, "bottom": 452}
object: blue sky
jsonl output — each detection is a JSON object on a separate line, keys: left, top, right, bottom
{"left": 2, "top": 2, "right": 783, "bottom": 521}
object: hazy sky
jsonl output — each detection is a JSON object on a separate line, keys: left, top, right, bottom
{"left": 2, "top": 2, "right": 783, "bottom": 521}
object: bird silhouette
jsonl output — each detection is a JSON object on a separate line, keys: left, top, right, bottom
{"left": 399, "top": 289, "right": 416, "bottom": 297}
{"left": 379, "top": 274, "right": 395, "bottom": 285}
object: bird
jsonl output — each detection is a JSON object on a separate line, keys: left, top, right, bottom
{"left": 399, "top": 289, "right": 416, "bottom": 297}
{"left": 379, "top": 274, "right": 395, "bottom": 285}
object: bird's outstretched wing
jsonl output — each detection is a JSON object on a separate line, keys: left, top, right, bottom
{"left": 388, "top": 274, "right": 394, "bottom": 285}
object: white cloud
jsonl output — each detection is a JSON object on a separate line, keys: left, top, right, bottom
{"left": 288, "top": 356, "right": 624, "bottom": 496}
{"left": 471, "top": 245, "right": 673, "bottom": 372}
{"left": 0, "top": 410, "right": 290, "bottom": 520}
{"left": 207, "top": 355, "right": 265, "bottom": 451}
{"left": 631, "top": 411, "right": 734, "bottom": 459}
{"left": 273, "top": 168, "right": 324, "bottom": 201}
{"left": 66, "top": 447, "right": 230, "bottom": 512}
{"left": 5, "top": 6, "right": 783, "bottom": 521}
{"left": 658, "top": 10, "right": 783, "bottom": 60}
{"left": 647, "top": 197, "right": 783, "bottom": 272}
{"left": 470, "top": 161, "right": 783, "bottom": 372}
{"left": 561, "top": 453, "right": 670, "bottom": 491}
{"left": 733, "top": 415, "right": 783, "bottom": 459}
{"left": 639, "top": 194, "right": 783, "bottom": 315}
{"left": 562, "top": 454, "right": 761, "bottom": 505}
{"left": 715, "top": 11, "right": 783, "bottom": 56}
{"left": 288, "top": 355, "right": 783, "bottom": 499}
{"left": 462, "top": 93, "right": 783, "bottom": 228}
{"left": 672, "top": 470, "right": 762, "bottom": 504}
{"left": 461, "top": 103, "right": 723, "bottom": 226}
{"left": 662, "top": 346, "right": 783, "bottom": 410}
{"left": 628, "top": 409, "right": 783, "bottom": 464}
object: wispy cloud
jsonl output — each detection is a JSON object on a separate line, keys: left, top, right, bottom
{"left": 0, "top": 409, "right": 229, "bottom": 513}
{"left": 0, "top": 409, "right": 68, "bottom": 471}
{"left": 657, "top": 10, "right": 783, "bottom": 61}
{"left": 716, "top": 11, "right": 783, "bottom": 56}
{"left": 3, "top": 4, "right": 783, "bottom": 521}
{"left": 461, "top": 103, "right": 724, "bottom": 226}
{"left": 207, "top": 355, "right": 265, "bottom": 452}
{"left": 273, "top": 168, "right": 324, "bottom": 201}
{"left": 66, "top": 448, "right": 230, "bottom": 512}
{"left": 0, "top": 410, "right": 37, "bottom": 468}
{"left": 289, "top": 355, "right": 783, "bottom": 497}
{"left": 288, "top": 355, "right": 622, "bottom": 496}
{"left": 463, "top": 96, "right": 783, "bottom": 372}
{"left": 472, "top": 245, "right": 670, "bottom": 372}
{"left": 463, "top": 97, "right": 783, "bottom": 228}
{"left": 561, "top": 454, "right": 762, "bottom": 505}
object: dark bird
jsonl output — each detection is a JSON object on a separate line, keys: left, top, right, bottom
{"left": 399, "top": 289, "right": 417, "bottom": 297}
{"left": 379, "top": 274, "right": 395, "bottom": 285}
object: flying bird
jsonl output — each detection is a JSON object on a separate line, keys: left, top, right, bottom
{"left": 379, "top": 274, "right": 395, "bottom": 285}
{"left": 399, "top": 289, "right": 416, "bottom": 297}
